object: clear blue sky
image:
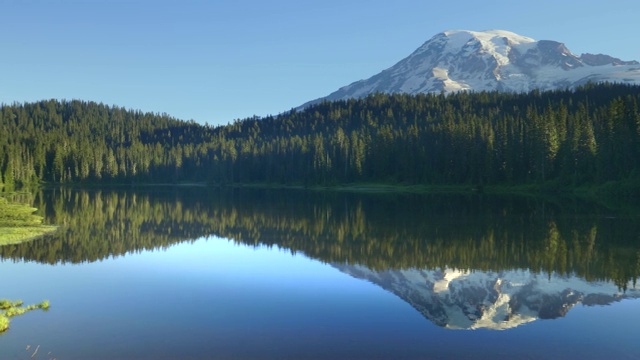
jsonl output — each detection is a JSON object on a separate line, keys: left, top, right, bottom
{"left": 2, "top": 0, "right": 639, "bottom": 126}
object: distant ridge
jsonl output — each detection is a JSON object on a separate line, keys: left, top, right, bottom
{"left": 302, "top": 29, "right": 640, "bottom": 107}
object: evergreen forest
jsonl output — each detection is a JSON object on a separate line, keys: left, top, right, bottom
{"left": 1, "top": 83, "right": 640, "bottom": 192}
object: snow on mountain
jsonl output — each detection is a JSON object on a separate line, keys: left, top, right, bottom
{"left": 302, "top": 30, "right": 640, "bottom": 107}
{"left": 333, "top": 264, "right": 640, "bottom": 330}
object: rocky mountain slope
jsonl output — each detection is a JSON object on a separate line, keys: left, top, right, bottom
{"left": 303, "top": 30, "right": 640, "bottom": 107}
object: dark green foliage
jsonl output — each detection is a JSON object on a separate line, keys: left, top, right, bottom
{"left": 2, "top": 83, "right": 640, "bottom": 188}
{"left": 0, "top": 99, "right": 212, "bottom": 186}
{"left": 2, "top": 188, "right": 638, "bottom": 287}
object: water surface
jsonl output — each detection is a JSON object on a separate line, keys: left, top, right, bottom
{"left": 1, "top": 188, "right": 639, "bottom": 359}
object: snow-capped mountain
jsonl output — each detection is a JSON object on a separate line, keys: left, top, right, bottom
{"left": 333, "top": 264, "right": 640, "bottom": 330}
{"left": 302, "top": 30, "right": 640, "bottom": 107}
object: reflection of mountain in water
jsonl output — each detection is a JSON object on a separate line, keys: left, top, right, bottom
{"left": 334, "top": 264, "right": 640, "bottom": 330}
{"left": 3, "top": 188, "right": 640, "bottom": 330}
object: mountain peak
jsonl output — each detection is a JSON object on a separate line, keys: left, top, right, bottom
{"left": 440, "top": 29, "right": 535, "bottom": 45}
{"left": 302, "top": 30, "right": 640, "bottom": 108}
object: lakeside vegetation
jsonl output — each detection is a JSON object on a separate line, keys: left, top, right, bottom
{"left": 0, "top": 299, "right": 50, "bottom": 333}
{"left": 0, "top": 197, "right": 57, "bottom": 246}
{"left": 1, "top": 83, "right": 640, "bottom": 195}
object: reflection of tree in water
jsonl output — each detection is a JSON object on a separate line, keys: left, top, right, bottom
{"left": 0, "top": 188, "right": 223, "bottom": 264}
{"left": 1, "top": 188, "right": 639, "bottom": 286}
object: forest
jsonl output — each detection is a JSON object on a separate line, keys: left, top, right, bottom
{"left": 1, "top": 83, "right": 640, "bottom": 192}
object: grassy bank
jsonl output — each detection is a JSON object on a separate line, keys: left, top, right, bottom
{"left": 231, "top": 180, "right": 640, "bottom": 213}
{"left": 45, "top": 176, "right": 640, "bottom": 198}
{"left": 0, "top": 197, "right": 57, "bottom": 246}
{"left": 236, "top": 180, "right": 638, "bottom": 196}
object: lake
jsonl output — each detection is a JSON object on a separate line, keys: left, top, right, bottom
{"left": 1, "top": 188, "right": 639, "bottom": 359}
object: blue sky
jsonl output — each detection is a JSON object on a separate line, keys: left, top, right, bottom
{"left": 2, "top": 0, "right": 639, "bottom": 126}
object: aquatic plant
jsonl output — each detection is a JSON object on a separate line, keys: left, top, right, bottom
{"left": 0, "top": 315, "right": 8, "bottom": 332}
{"left": 0, "top": 299, "right": 23, "bottom": 309}
{"left": 0, "top": 299, "right": 50, "bottom": 334}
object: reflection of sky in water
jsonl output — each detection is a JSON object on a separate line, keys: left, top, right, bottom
{"left": 1, "top": 237, "right": 640, "bottom": 359}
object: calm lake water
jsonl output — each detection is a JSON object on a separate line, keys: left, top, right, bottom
{"left": 1, "top": 188, "right": 639, "bottom": 359}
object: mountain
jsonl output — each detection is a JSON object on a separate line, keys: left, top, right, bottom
{"left": 302, "top": 30, "right": 640, "bottom": 107}
{"left": 333, "top": 264, "right": 640, "bottom": 330}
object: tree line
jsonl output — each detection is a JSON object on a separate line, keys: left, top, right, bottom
{"left": 1, "top": 83, "right": 640, "bottom": 190}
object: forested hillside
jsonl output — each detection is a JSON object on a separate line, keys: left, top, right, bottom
{"left": 1, "top": 83, "right": 640, "bottom": 190}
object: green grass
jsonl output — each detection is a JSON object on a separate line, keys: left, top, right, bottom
{"left": 0, "top": 315, "right": 8, "bottom": 332}
{"left": 0, "top": 226, "right": 59, "bottom": 246}
{"left": 0, "top": 197, "right": 58, "bottom": 246}
{"left": 0, "top": 299, "right": 50, "bottom": 333}
{"left": 0, "top": 299, "right": 23, "bottom": 309}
